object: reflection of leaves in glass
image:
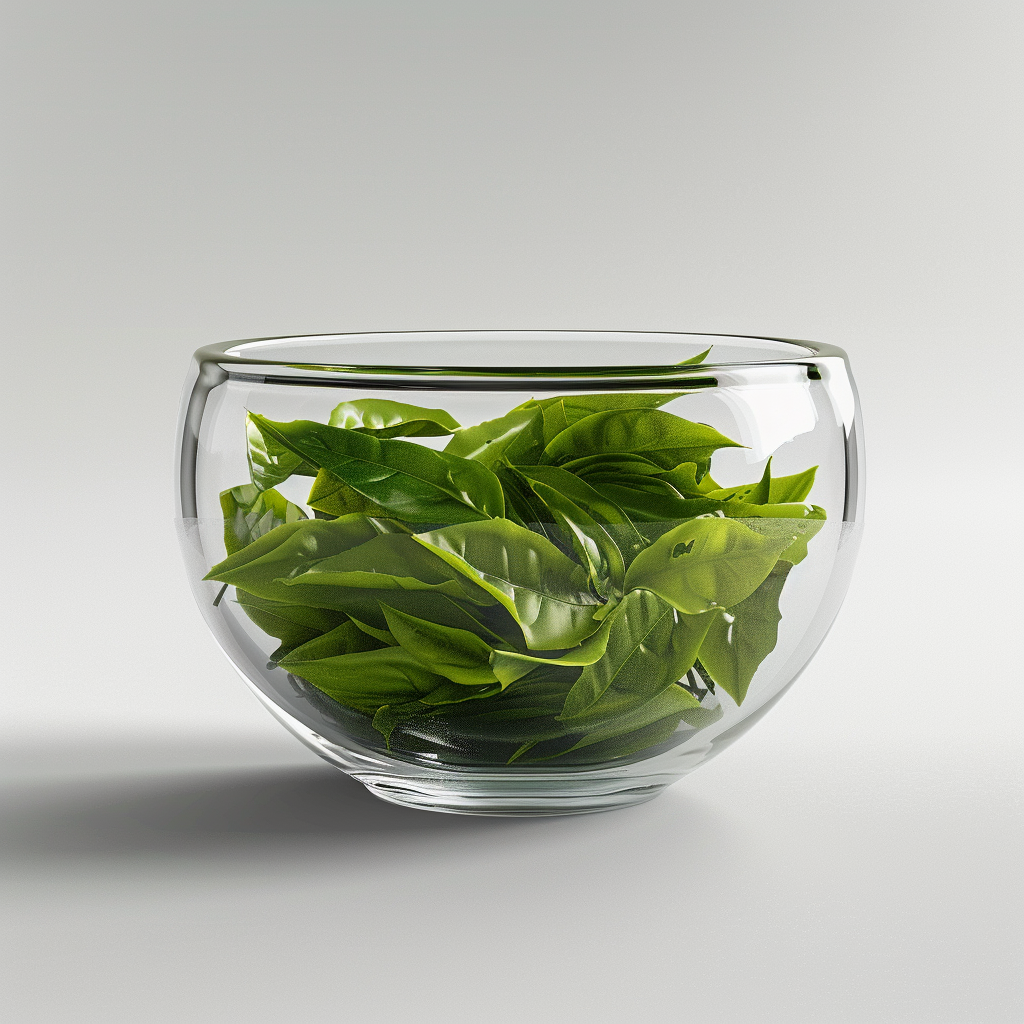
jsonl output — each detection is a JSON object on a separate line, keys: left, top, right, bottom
{"left": 220, "top": 484, "right": 307, "bottom": 556}
{"left": 213, "top": 386, "right": 826, "bottom": 767}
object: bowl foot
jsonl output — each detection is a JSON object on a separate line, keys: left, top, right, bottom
{"left": 355, "top": 772, "right": 670, "bottom": 816}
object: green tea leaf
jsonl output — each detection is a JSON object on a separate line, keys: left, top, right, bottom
{"left": 769, "top": 466, "right": 817, "bottom": 503}
{"left": 413, "top": 519, "right": 604, "bottom": 650}
{"left": 490, "top": 462, "right": 570, "bottom": 551}
{"left": 542, "top": 409, "right": 743, "bottom": 471}
{"left": 381, "top": 604, "right": 501, "bottom": 687}
{"left": 657, "top": 462, "right": 708, "bottom": 496}
{"left": 306, "top": 469, "right": 391, "bottom": 518}
{"left": 249, "top": 414, "right": 505, "bottom": 523}
{"left": 279, "top": 645, "right": 451, "bottom": 712}
{"left": 510, "top": 466, "right": 646, "bottom": 595}
{"left": 282, "top": 620, "right": 387, "bottom": 662}
{"left": 328, "top": 398, "right": 460, "bottom": 438}
{"left": 518, "top": 393, "right": 687, "bottom": 446}
{"left": 347, "top": 616, "right": 398, "bottom": 646}
{"left": 560, "top": 589, "right": 712, "bottom": 719}
{"left": 444, "top": 406, "right": 545, "bottom": 467}
{"left": 697, "top": 560, "right": 793, "bottom": 705}
{"left": 703, "top": 458, "right": 773, "bottom": 505}
{"left": 219, "top": 484, "right": 308, "bottom": 556}
{"left": 676, "top": 347, "right": 712, "bottom": 365}
{"left": 489, "top": 616, "right": 613, "bottom": 686}
{"left": 553, "top": 682, "right": 704, "bottom": 758}
{"left": 234, "top": 591, "right": 348, "bottom": 663}
{"left": 246, "top": 412, "right": 318, "bottom": 491}
{"left": 281, "top": 533, "right": 496, "bottom": 606}
{"left": 740, "top": 505, "right": 826, "bottom": 564}
{"left": 623, "top": 518, "right": 792, "bottom": 614}
{"left": 204, "top": 515, "right": 386, "bottom": 604}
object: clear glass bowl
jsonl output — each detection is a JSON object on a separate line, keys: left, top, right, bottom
{"left": 175, "top": 331, "right": 863, "bottom": 815}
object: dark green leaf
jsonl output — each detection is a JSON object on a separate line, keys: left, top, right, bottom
{"left": 347, "top": 616, "right": 398, "bottom": 646}
{"left": 552, "top": 683, "right": 705, "bottom": 758}
{"left": 623, "top": 517, "right": 793, "bottom": 614}
{"left": 697, "top": 560, "right": 793, "bottom": 705}
{"left": 283, "top": 620, "right": 387, "bottom": 662}
{"left": 510, "top": 465, "right": 647, "bottom": 594}
{"left": 381, "top": 604, "right": 501, "bottom": 687}
{"left": 413, "top": 519, "right": 604, "bottom": 650}
{"left": 489, "top": 615, "right": 612, "bottom": 686}
{"left": 234, "top": 591, "right": 348, "bottom": 663}
{"left": 248, "top": 414, "right": 505, "bottom": 522}
{"left": 328, "top": 398, "right": 459, "bottom": 437}
{"left": 306, "top": 469, "right": 391, "bottom": 518}
{"left": 278, "top": 645, "right": 451, "bottom": 712}
{"left": 219, "top": 484, "right": 308, "bottom": 556}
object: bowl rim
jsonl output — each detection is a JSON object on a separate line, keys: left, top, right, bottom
{"left": 193, "top": 330, "right": 849, "bottom": 381}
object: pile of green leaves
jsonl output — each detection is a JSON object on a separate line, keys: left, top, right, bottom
{"left": 206, "top": 392, "right": 825, "bottom": 766}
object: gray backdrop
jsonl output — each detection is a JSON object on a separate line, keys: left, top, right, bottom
{"left": 2, "top": 2, "right": 1021, "bottom": 1022}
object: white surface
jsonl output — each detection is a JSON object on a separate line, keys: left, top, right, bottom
{"left": 2, "top": 2, "right": 1022, "bottom": 1021}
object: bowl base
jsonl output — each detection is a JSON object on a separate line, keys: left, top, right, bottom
{"left": 357, "top": 773, "right": 669, "bottom": 816}
{"left": 247, "top": 681, "right": 685, "bottom": 816}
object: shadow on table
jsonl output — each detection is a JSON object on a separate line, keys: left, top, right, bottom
{"left": 0, "top": 759, "right": 537, "bottom": 864}
{"left": 2, "top": 736, "right": 723, "bottom": 865}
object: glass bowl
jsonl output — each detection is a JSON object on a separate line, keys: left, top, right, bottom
{"left": 175, "top": 331, "right": 863, "bottom": 815}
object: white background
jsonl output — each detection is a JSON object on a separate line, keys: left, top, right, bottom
{"left": 2, "top": 3, "right": 1021, "bottom": 1021}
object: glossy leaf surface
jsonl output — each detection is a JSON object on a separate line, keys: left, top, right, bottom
{"left": 328, "top": 398, "right": 459, "bottom": 438}
{"left": 560, "top": 589, "right": 712, "bottom": 719}
{"left": 249, "top": 414, "right": 505, "bottom": 522}
{"left": 444, "top": 406, "right": 545, "bottom": 467}
{"left": 697, "top": 560, "right": 792, "bottom": 705}
{"left": 414, "top": 519, "right": 603, "bottom": 650}
{"left": 623, "top": 518, "right": 792, "bottom": 614}
{"left": 542, "top": 409, "right": 742, "bottom": 470}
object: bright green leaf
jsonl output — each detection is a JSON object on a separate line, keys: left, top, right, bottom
{"left": 413, "top": 519, "right": 604, "bottom": 650}
{"left": 542, "top": 409, "right": 743, "bottom": 471}
{"left": 623, "top": 517, "right": 792, "bottom": 614}
{"left": 560, "top": 589, "right": 712, "bottom": 719}
{"left": 328, "top": 398, "right": 460, "bottom": 438}
{"left": 697, "top": 560, "right": 792, "bottom": 705}
{"left": 204, "top": 515, "right": 385, "bottom": 604}
{"left": 246, "top": 412, "right": 318, "bottom": 491}
{"left": 769, "top": 466, "right": 817, "bottom": 504}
